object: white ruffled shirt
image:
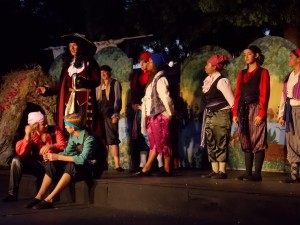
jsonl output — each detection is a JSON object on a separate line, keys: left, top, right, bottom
{"left": 278, "top": 70, "right": 300, "bottom": 118}
{"left": 67, "top": 58, "right": 85, "bottom": 76}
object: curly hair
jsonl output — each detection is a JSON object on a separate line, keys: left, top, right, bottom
{"left": 62, "top": 42, "right": 89, "bottom": 69}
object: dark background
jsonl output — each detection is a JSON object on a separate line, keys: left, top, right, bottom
{"left": 0, "top": 0, "right": 299, "bottom": 76}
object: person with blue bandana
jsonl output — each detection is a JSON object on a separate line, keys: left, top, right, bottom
{"left": 25, "top": 113, "right": 102, "bottom": 209}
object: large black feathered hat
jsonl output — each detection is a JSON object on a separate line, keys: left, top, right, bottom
{"left": 61, "top": 33, "right": 96, "bottom": 55}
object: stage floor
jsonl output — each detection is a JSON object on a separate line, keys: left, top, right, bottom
{"left": 1, "top": 168, "right": 299, "bottom": 225}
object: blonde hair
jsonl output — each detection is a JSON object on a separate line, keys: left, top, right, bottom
{"left": 64, "top": 113, "right": 83, "bottom": 129}
{"left": 97, "top": 75, "right": 112, "bottom": 101}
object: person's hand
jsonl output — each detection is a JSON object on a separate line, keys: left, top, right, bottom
{"left": 25, "top": 123, "right": 39, "bottom": 141}
{"left": 39, "top": 145, "right": 52, "bottom": 155}
{"left": 24, "top": 125, "right": 33, "bottom": 140}
{"left": 112, "top": 117, "right": 119, "bottom": 124}
{"left": 232, "top": 116, "right": 238, "bottom": 124}
{"left": 36, "top": 86, "right": 46, "bottom": 94}
{"left": 75, "top": 76, "right": 87, "bottom": 88}
{"left": 43, "top": 153, "right": 58, "bottom": 161}
{"left": 254, "top": 116, "right": 262, "bottom": 127}
{"left": 25, "top": 125, "right": 32, "bottom": 136}
{"left": 278, "top": 117, "right": 285, "bottom": 127}
{"left": 132, "top": 104, "right": 141, "bottom": 112}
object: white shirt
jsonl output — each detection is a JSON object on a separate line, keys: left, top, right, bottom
{"left": 141, "top": 71, "right": 174, "bottom": 134}
{"left": 67, "top": 59, "right": 85, "bottom": 76}
{"left": 278, "top": 71, "right": 300, "bottom": 118}
{"left": 202, "top": 71, "right": 234, "bottom": 109}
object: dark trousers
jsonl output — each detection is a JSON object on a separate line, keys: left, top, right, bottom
{"left": 44, "top": 161, "right": 98, "bottom": 182}
{"left": 8, "top": 155, "right": 45, "bottom": 196}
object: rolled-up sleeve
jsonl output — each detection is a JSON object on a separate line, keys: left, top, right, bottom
{"left": 15, "top": 138, "right": 32, "bottom": 156}
{"left": 217, "top": 78, "right": 234, "bottom": 107}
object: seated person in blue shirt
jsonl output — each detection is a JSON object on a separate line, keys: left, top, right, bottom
{"left": 25, "top": 113, "right": 102, "bottom": 209}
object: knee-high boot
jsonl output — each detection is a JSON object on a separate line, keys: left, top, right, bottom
{"left": 252, "top": 150, "right": 265, "bottom": 181}
{"left": 254, "top": 150, "right": 265, "bottom": 175}
{"left": 237, "top": 151, "right": 254, "bottom": 180}
{"left": 245, "top": 151, "right": 254, "bottom": 176}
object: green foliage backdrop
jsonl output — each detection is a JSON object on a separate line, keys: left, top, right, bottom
{"left": 179, "top": 36, "right": 296, "bottom": 172}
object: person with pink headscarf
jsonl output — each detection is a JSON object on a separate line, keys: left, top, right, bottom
{"left": 201, "top": 54, "right": 234, "bottom": 179}
{"left": 25, "top": 113, "right": 103, "bottom": 209}
{"left": 2, "top": 111, "right": 67, "bottom": 202}
{"left": 278, "top": 48, "right": 300, "bottom": 183}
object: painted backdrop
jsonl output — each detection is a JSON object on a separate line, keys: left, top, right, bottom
{"left": 0, "top": 36, "right": 295, "bottom": 173}
{"left": 180, "top": 36, "right": 295, "bottom": 172}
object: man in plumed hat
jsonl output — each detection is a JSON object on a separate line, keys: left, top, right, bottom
{"left": 36, "top": 33, "right": 107, "bottom": 169}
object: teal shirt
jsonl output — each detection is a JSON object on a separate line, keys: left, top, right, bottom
{"left": 59, "top": 130, "right": 98, "bottom": 165}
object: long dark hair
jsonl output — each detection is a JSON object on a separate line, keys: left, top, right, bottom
{"left": 247, "top": 45, "right": 265, "bottom": 65}
{"left": 62, "top": 42, "right": 86, "bottom": 69}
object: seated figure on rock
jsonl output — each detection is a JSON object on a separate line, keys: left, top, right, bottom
{"left": 2, "top": 111, "right": 67, "bottom": 202}
{"left": 25, "top": 113, "right": 103, "bottom": 209}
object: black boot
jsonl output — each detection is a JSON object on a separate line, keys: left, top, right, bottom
{"left": 237, "top": 151, "right": 253, "bottom": 181}
{"left": 252, "top": 150, "right": 265, "bottom": 181}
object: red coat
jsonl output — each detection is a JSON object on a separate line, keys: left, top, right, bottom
{"left": 131, "top": 69, "right": 150, "bottom": 105}
{"left": 56, "top": 57, "right": 102, "bottom": 137}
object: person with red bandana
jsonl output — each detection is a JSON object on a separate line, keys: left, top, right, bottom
{"left": 200, "top": 54, "right": 234, "bottom": 179}
{"left": 130, "top": 52, "right": 164, "bottom": 173}
{"left": 135, "top": 53, "right": 174, "bottom": 176}
{"left": 130, "top": 52, "right": 151, "bottom": 172}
